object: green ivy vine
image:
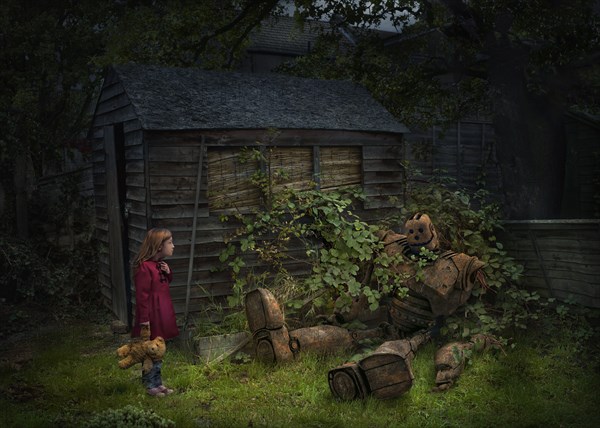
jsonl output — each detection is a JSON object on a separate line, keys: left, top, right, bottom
{"left": 217, "top": 149, "right": 555, "bottom": 342}
{"left": 219, "top": 184, "right": 411, "bottom": 315}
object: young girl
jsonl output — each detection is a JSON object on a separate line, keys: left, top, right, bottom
{"left": 131, "top": 228, "right": 179, "bottom": 397}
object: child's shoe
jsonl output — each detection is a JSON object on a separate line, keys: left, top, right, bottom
{"left": 147, "top": 386, "right": 165, "bottom": 397}
{"left": 158, "top": 385, "right": 174, "bottom": 395}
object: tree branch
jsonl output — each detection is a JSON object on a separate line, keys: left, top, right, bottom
{"left": 437, "top": 0, "right": 483, "bottom": 44}
{"left": 193, "top": 0, "right": 280, "bottom": 65}
{"left": 225, "top": 0, "right": 281, "bottom": 68}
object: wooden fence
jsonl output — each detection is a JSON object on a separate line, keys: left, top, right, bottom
{"left": 499, "top": 220, "right": 600, "bottom": 308}
{"left": 404, "top": 118, "right": 503, "bottom": 201}
{"left": 37, "top": 164, "right": 94, "bottom": 198}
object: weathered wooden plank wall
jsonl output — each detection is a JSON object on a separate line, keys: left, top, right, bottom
{"left": 90, "top": 72, "right": 146, "bottom": 318}
{"left": 139, "top": 129, "right": 406, "bottom": 317}
{"left": 404, "top": 118, "right": 503, "bottom": 201}
{"left": 145, "top": 135, "right": 213, "bottom": 315}
{"left": 363, "top": 145, "right": 405, "bottom": 209}
{"left": 498, "top": 220, "right": 600, "bottom": 308}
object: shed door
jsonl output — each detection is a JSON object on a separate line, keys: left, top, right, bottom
{"left": 104, "top": 124, "right": 131, "bottom": 325}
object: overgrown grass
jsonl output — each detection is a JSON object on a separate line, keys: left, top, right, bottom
{"left": 1, "top": 313, "right": 598, "bottom": 428}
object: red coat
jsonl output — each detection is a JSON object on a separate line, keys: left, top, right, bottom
{"left": 131, "top": 260, "right": 179, "bottom": 340}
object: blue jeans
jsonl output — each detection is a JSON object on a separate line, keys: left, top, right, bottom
{"left": 141, "top": 360, "right": 163, "bottom": 389}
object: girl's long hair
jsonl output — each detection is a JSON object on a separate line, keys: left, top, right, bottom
{"left": 132, "top": 228, "right": 172, "bottom": 273}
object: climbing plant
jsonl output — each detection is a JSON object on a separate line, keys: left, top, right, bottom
{"left": 219, "top": 149, "right": 552, "bottom": 340}
{"left": 383, "top": 173, "right": 548, "bottom": 341}
{"left": 218, "top": 147, "right": 411, "bottom": 317}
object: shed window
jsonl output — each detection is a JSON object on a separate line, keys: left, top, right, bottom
{"left": 320, "top": 147, "right": 362, "bottom": 190}
{"left": 208, "top": 148, "right": 262, "bottom": 214}
{"left": 268, "top": 147, "right": 314, "bottom": 193}
{"left": 208, "top": 146, "right": 362, "bottom": 214}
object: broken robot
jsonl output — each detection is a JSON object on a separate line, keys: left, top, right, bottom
{"left": 244, "top": 213, "right": 495, "bottom": 400}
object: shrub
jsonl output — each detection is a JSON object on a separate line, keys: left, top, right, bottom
{"left": 0, "top": 235, "right": 99, "bottom": 308}
{"left": 217, "top": 149, "right": 549, "bottom": 340}
{"left": 0, "top": 171, "right": 99, "bottom": 319}
{"left": 385, "top": 174, "right": 546, "bottom": 340}
{"left": 218, "top": 185, "right": 411, "bottom": 321}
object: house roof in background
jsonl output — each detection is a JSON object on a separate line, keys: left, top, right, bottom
{"left": 111, "top": 63, "right": 409, "bottom": 134}
{"left": 247, "top": 15, "right": 324, "bottom": 56}
{"left": 247, "top": 15, "right": 396, "bottom": 55}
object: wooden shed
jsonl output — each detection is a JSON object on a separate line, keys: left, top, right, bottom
{"left": 89, "top": 63, "right": 409, "bottom": 325}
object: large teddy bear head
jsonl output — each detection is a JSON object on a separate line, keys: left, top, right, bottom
{"left": 116, "top": 326, "right": 166, "bottom": 373}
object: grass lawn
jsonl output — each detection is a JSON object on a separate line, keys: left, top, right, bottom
{"left": 1, "top": 308, "right": 599, "bottom": 428}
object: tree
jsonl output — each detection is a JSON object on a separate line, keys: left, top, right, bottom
{"left": 97, "top": 0, "right": 284, "bottom": 69}
{"left": 288, "top": 0, "right": 600, "bottom": 219}
{"left": 0, "top": 0, "right": 283, "bottom": 237}
{"left": 3, "top": 0, "right": 597, "bottom": 237}
{"left": 0, "top": 0, "right": 114, "bottom": 237}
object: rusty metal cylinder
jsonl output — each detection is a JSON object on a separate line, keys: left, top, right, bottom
{"left": 389, "top": 290, "right": 435, "bottom": 332}
{"left": 328, "top": 362, "right": 369, "bottom": 400}
{"left": 288, "top": 325, "right": 355, "bottom": 355}
{"left": 328, "top": 330, "right": 430, "bottom": 400}
{"left": 245, "top": 288, "right": 285, "bottom": 333}
{"left": 253, "top": 325, "right": 294, "bottom": 364}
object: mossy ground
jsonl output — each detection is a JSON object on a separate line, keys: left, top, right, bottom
{"left": 1, "top": 306, "right": 599, "bottom": 428}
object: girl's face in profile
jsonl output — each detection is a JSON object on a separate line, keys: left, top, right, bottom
{"left": 157, "top": 237, "right": 175, "bottom": 258}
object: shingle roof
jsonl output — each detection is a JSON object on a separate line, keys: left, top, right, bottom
{"left": 247, "top": 15, "right": 395, "bottom": 55}
{"left": 112, "top": 63, "right": 408, "bottom": 134}
{"left": 247, "top": 15, "right": 324, "bottom": 56}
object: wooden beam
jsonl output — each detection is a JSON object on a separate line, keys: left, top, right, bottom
{"left": 185, "top": 138, "right": 206, "bottom": 324}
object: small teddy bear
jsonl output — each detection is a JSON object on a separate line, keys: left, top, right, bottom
{"left": 116, "top": 325, "right": 166, "bottom": 373}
